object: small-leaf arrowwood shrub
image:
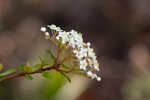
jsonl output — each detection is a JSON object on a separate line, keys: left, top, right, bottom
{"left": 0, "top": 24, "right": 101, "bottom": 82}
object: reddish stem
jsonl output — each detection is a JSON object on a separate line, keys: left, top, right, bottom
{"left": 1, "top": 65, "right": 70, "bottom": 81}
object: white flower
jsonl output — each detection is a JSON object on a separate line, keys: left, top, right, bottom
{"left": 56, "top": 27, "right": 62, "bottom": 32}
{"left": 69, "top": 30, "right": 84, "bottom": 48}
{"left": 48, "top": 24, "right": 57, "bottom": 30}
{"left": 87, "top": 71, "right": 93, "bottom": 77}
{"left": 48, "top": 24, "right": 62, "bottom": 32}
{"left": 73, "top": 50, "right": 78, "bottom": 54}
{"left": 80, "top": 60, "right": 87, "bottom": 70}
{"left": 93, "top": 61, "right": 100, "bottom": 71}
{"left": 56, "top": 31, "right": 69, "bottom": 44}
{"left": 45, "top": 32, "right": 50, "bottom": 36}
{"left": 40, "top": 27, "right": 46, "bottom": 32}
{"left": 87, "top": 42, "right": 91, "bottom": 47}
{"left": 69, "top": 37, "right": 76, "bottom": 48}
{"left": 87, "top": 71, "right": 97, "bottom": 79}
{"left": 79, "top": 48, "right": 88, "bottom": 58}
{"left": 94, "top": 66, "right": 100, "bottom": 71}
{"left": 97, "top": 77, "right": 101, "bottom": 81}
{"left": 88, "top": 48, "right": 95, "bottom": 57}
{"left": 87, "top": 71, "right": 100, "bottom": 80}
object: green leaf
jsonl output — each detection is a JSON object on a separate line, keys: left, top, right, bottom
{"left": 18, "top": 64, "right": 24, "bottom": 72}
{"left": 25, "top": 74, "right": 33, "bottom": 80}
{"left": 0, "top": 64, "right": 3, "bottom": 72}
{"left": 32, "top": 64, "right": 41, "bottom": 72}
{"left": 23, "top": 61, "right": 33, "bottom": 72}
{"left": 23, "top": 66, "right": 28, "bottom": 72}
{"left": 59, "top": 72, "right": 71, "bottom": 82}
{"left": 41, "top": 58, "right": 50, "bottom": 66}
{"left": 42, "top": 72, "right": 52, "bottom": 79}
{"left": 0, "top": 68, "right": 16, "bottom": 78}
{"left": 46, "top": 49, "right": 56, "bottom": 59}
{"left": 24, "top": 66, "right": 32, "bottom": 72}
{"left": 26, "top": 61, "right": 31, "bottom": 67}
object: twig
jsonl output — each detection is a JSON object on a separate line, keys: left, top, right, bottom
{"left": 0, "top": 64, "right": 74, "bottom": 81}
{"left": 55, "top": 48, "right": 61, "bottom": 65}
{"left": 1, "top": 66, "right": 55, "bottom": 81}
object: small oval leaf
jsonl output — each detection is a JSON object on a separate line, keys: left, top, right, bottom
{"left": 0, "top": 64, "right": 4, "bottom": 72}
{"left": 32, "top": 64, "right": 41, "bottom": 72}
{"left": 42, "top": 72, "right": 52, "bottom": 79}
{"left": 25, "top": 74, "right": 33, "bottom": 80}
{"left": 18, "top": 64, "right": 24, "bottom": 72}
{"left": 0, "top": 69, "right": 16, "bottom": 78}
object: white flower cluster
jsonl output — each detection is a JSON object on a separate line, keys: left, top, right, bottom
{"left": 40, "top": 24, "right": 101, "bottom": 81}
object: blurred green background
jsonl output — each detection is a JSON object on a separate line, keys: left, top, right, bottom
{"left": 0, "top": 0, "right": 150, "bottom": 100}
